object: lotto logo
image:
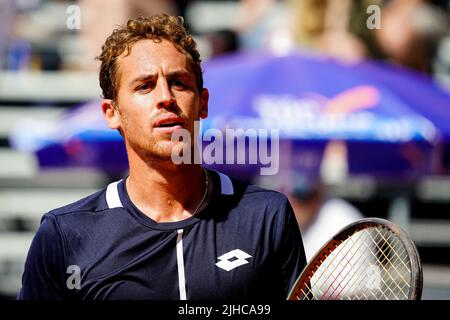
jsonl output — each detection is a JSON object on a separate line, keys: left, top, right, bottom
{"left": 216, "top": 249, "right": 252, "bottom": 271}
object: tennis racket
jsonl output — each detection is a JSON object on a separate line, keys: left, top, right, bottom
{"left": 288, "top": 218, "right": 423, "bottom": 300}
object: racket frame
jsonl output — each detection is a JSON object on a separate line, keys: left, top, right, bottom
{"left": 287, "top": 217, "right": 423, "bottom": 300}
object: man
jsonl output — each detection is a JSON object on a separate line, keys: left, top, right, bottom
{"left": 18, "top": 14, "right": 306, "bottom": 300}
{"left": 287, "top": 178, "right": 363, "bottom": 262}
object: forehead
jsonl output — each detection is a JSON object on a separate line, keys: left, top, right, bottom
{"left": 116, "top": 39, "right": 193, "bottom": 82}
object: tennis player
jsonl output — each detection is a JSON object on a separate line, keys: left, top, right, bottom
{"left": 18, "top": 14, "right": 306, "bottom": 300}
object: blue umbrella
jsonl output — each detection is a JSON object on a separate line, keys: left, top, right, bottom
{"left": 203, "top": 51, "right": 443, "bottom": 142}
{"left": 201, "top": 51, "right": 450, "bottom": 178}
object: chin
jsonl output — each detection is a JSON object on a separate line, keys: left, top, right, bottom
{"left": 151, "top": 141, "right": 188, "bottom": 162}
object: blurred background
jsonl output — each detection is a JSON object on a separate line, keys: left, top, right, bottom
{"left": 0, "top": 0, "right": 449, "bottom": 300}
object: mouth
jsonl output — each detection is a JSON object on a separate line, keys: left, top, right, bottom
{"left": 156, "top": 122, "right": 184, "bottom": 128}
{"left": 153, "top": 115, "right": 185, "bottom": 131}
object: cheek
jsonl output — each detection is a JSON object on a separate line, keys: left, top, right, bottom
{"left": 132, "top": 93, "right": 153, "bottom": 107}
{"left": 119, "top": 97, "right": 155, "bottom": 136}
{"left": 121, "top": 94, "right": 153, "bottom": 120}
{"left": 183, "top": 105, "right": 201, "bottom": 131}
{"left": 181, "top": 95, "right": 201, "bottom": 118}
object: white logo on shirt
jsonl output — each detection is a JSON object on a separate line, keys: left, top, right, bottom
{"left": 216, "top": 249, "right": 252, "bottom": 271}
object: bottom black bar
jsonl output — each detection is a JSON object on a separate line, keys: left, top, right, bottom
{"left": 0, "top": 300, "right": 445, "bottom": 319}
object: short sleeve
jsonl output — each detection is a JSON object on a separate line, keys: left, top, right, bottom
{"left": 274, "top": 198, "right": 307, "bottom": 298}
{"left": 17, "top": 213, "right": 68, "bottom": 300}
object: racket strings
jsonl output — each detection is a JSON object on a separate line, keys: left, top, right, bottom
{"left": 317, "top": 232, "right": 372, "bottom": 299}
{"left": 331, "top": 228, "right": 410, "bottom": 300}
{"left": 333, "top": 234, "right": 384, "bottom": 299}
{"left": 325, "top": 230, "right": 387, "bottom": 299}
{"left": 296, "top": 230, "right": 374, "bottom": 300}
{"left": 299, "top": 230, "right": 370, "bottom": 299}
{"left": 355, "top": 230, "right": 409, "bottom": 299}
{"left": 294, "top": 225, "right": 412, "bottom": 300}
{"left": 365, "top": 229, "right": 411, "bottom": 298}
{"left": 322, "top": 228, "right": 410, "bottom": 298}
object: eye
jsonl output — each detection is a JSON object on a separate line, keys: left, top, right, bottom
{"left": 171, "top": 79, "right": 189, "bottom": 89}
{"left": 136, "top": 83, "right": 153, "bottom": 92}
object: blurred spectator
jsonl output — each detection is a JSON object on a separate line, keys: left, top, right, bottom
{"left": 374, "top": 0, "right": 449, "bottom": 73}
{"left": 0, "top": 0, "right": 15, "bottom": 69}
{"left": 287, "top": 177, "right": 364, "bottom": 261}
{"left": 291, "top": 0, "right": 449, "bottom": 73}
{"left": 2, "top": 0, "right": 69, "bottom": 71}
{"left": 291, "top": 0, "right": 378, "bottom": 62}
{"left": 236, "top": 0, "right": 296, "bottom": 54}
{"left": 79, "top": 0, "right": 183, "bottom": 70}
{"left": 288, "top": 140, "right": 362, "bottom": 262}
{"left": 256, "top": 144, "right": 362, "bottom": 263}
{"left": 6, "top": 40, "right": 32, "bottom": 70}
{"left": 206, "top": 29, "right": 239, "bottom": 57}
{"left": 2, "top": 0, "right": 448, "bottom": 74}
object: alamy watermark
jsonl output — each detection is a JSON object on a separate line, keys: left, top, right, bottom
{"left": 366, "top": 4, "right": 382, "bottom": 30}
{"left": 66, "top": 265, "right": 81, "bottom": 290}
{"left": 171, "top": 121, "right": 279, "bottom": 175}
{"left": 65, "top": 4, "right": 381, "bottom": 32}
{"left": 66, "top": 5, "right": 81, "bottom": 30}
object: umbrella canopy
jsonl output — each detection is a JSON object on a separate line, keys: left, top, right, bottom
{"left": 202, "top": 51, "right": 442, "bottom": 143}
{"left": 201, "top": 51, "right": 450, "bottom": 178}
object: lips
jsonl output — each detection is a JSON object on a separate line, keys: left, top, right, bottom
{"left": 153, "top": 114, "right": 185, "bottom": 128}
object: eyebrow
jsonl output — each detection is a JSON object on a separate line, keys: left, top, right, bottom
{"left": 128, "top": 70, "right": 193, "bottom": 88}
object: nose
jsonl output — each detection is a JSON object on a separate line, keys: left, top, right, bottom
{"left": 156, "top": 78, "right": 176, "bottom": 109}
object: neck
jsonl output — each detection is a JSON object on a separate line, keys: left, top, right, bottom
{"left": 126, "top": 155, "right": 207, "bottom": 223}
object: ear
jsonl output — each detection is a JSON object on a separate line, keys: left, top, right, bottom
{"left": 199, "top": 88, "right": 209, "bottom": 119}
{"left": 101, "top": 99, "right": 122, "bottom": 130}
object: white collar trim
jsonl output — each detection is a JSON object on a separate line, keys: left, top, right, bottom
{"left": 215, "top": 171, "right": 234, "bottom": 195}
{"left": 106, "top": 180, "right": 123, "bottom": 208}
{"left": 105, "top": 171, "right": 234, "bottom": 209}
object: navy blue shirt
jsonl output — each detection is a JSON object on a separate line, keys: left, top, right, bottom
{"left": 18, "top": 170, "right": 306, "bottom": 300}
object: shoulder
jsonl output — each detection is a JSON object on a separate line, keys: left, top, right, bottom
{"left": 37, "top": 184, "right": 119, "bottom": 255}
{"left": 44, "top": 187, "right": 109, "bottom": 220}
{"left": 211, "top": 171, "right": 292, "bottom": 227}
{"left": 212, "top": 170, "right": 290, "bottom": 210}
{"left": 18, "top": 187, "right": 112, "bottom": 300}
{"left": 38, "top": 187, "right": 112, "bottom": 236}
{"left": 235, "top": 178, "right": 289, "bottom": 208}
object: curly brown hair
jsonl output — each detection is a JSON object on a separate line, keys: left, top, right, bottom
{"left": 97, "top": 14, "right": 203, "bottom": 100}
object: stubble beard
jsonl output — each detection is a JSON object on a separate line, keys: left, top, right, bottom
{"left": 126, "top": 132, "right": 191, "bottom": 166}
{"left": 121, "top": 112, "right": 197, "bottom": 166}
